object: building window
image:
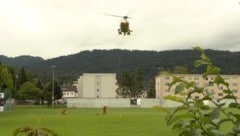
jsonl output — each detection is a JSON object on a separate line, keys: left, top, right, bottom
{"left": 218, "top": 86, "right": 223, "bottom": 90}
{"left": 195, "top": 96, "right": 199, "bottom": 99}
{"left": 218, "top": 93, "right": 223, "bottom": 96}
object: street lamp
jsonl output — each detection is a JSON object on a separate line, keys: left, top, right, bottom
{"left": 51, "top": 65, "right": 56, "bottom": 108}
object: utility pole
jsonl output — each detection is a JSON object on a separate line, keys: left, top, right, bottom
{"left": 156, "top": 67, "right": 164, "bottom": 107}
{"left": 51, "top": 65, "right": 56, "bottom": 109}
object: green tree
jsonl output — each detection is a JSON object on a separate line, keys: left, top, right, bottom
{"left": 131, "top": 68, "right": 143, "bottom": 97}
{"left": 45, "top": 80, "right": 62, "bottom": 102}
{"left": 117, "top": 68, "right": 143, "bottom": 98}
{"left": 0, "top": 62, "right": 13, "bottom": 98}
{"left": 163, "top": 47, "right": 240, "bottom": 136}
{"left": 117, "top": 70, "right": 132, "bottom": 97}
{"left": 147, "top": 79, "right": 155, "bottom": 98}
{"left": 18, "top": 82, "right": 43, "bottom": 103}
{"left": 0, "top": 64, "right": 13, "bottom": 90}
{"left": 16, "top": 67, "right": 28, "bottom": 90}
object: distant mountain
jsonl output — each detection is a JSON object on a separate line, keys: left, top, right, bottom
{"left": 1, "top": 49, "right": 240, "bottom": 83}
{"left": 0, "top": 55, "right": 44, "bottom": 68}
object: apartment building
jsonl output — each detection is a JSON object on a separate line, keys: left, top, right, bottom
{"left": 155, "top": 74, "right": 240, "bottom": 99}
{"left": 76, "top": 73, "right": 117, "bottom": 98}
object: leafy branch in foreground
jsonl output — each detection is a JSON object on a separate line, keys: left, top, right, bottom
{"left": 164, "top": 47, "right": 240, "bottom": 136}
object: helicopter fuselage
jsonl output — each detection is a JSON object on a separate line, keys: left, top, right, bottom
{"left": 118, "top": 19, "right": 132, "bottom": 35}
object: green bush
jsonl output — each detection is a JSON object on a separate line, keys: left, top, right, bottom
{"left": 13, "top": 125, "right": 58, "bottom": 136}
{"left": 164, "top": 47, "right": 240, "bottom": 136}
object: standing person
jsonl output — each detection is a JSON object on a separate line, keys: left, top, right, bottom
{"left": 103, "top": 105, "right": 108, "bottom": 115}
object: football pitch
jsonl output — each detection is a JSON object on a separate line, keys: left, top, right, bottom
{"left": 0, "top": 105, "right": 175, "bottom": 136}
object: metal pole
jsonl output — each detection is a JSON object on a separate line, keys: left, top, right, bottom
{"left": 51, "top": 66, "right": 56, "bottom": 108}
{"left": 157, "top": 67, "right": 163, "bottom": 107}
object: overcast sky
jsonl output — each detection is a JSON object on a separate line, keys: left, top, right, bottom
{"left": 1, "top": 0, "right": 240, "bottom": 59}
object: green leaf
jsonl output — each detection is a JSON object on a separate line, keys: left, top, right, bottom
{"left": 229, "top": 103, "right": 240, "bottom": 109}
{"left": 185, "top": 81, "right": 195, "bottom": 89}
{"left": 175, "top": 83, "right": 186, "bottom": 94}
{"left": 169, "top": 76, "right": 182, "bottom": 90}
{"left": 223, "top": 89, "right": 232, "bottom": 95}
{"left": 210, "top": 130, "right": 225, "bottom": 136}
{"left": 172, "top": 123, "right": 181, "bottom": 131}
{"left": 202, "top": 96, "right": 212, "bottom": 101}
{"left": 170, "top": 113, "right": 195, "bottom": 124}
{"left": 206, "top": 65, "right": 221, "bottom": 75}
{"left": 223, "top": 95, "right": 236, "bottom": 100}
{"left": 199, "top": 116, "right": 211, "bottom": 124}
{"left": 230, "top": 113, "right": 240, "bottom": 123}
{"left": 232, "top": 125, "right": 240, "bottom": 134}
{"left": 194, "top": 60, "right": 209, "bottom": 68}
{"left": 218, "top": 118, "right": 233, "bottom": 126}
{"left": 210, "top": 107, "right": 221, "bottom": 120}
{"left": 200, "top": 52, "right": 211, "bottom": 62}
{"left": 214, "top": 75, "right": 229, "bottom": 86}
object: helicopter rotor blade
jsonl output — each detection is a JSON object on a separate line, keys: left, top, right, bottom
{"left": 105, "top": 13, "right": 132, "bottom": 19}
{"left": 104, "top": 13, "right": 123, "bottom": 18}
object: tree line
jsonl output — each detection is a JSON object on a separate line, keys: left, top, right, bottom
{"left": 1, "top": 49, "right": 240, "bottom": 99}
{"left": 0, "top": 62, "right": 62, "bottom": 104}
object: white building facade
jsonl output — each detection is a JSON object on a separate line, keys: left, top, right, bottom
{"left": 61, "top": 84, "right": 78, "bottom": 98}
{"left": 76, "top": 73, "right": 117, "bottom": 98}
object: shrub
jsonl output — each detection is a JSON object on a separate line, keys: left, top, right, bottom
{"left": 164, "top": 47, "right": 240, "bottom": 136}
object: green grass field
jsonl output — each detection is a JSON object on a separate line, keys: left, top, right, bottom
{"left": 0, "top": 105, "right": 175, "bottom": 136}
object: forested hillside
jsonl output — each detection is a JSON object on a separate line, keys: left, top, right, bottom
{"left": 1, "top": 49, "right": 240, "bottom": 83}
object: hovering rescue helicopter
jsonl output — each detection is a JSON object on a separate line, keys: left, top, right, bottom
{"left": 105, "top": 14, "right": 133, "bottom": 35}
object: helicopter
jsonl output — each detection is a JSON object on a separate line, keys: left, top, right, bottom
{"left": 105, "top": 14, "right": 133, "bottom": 35}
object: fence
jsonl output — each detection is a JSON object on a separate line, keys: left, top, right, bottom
{"left": 66, "top": 98, "right": 182, "bottom": 108}
{"left": 66, "top": 98, "right": 240, "bottom": 108}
